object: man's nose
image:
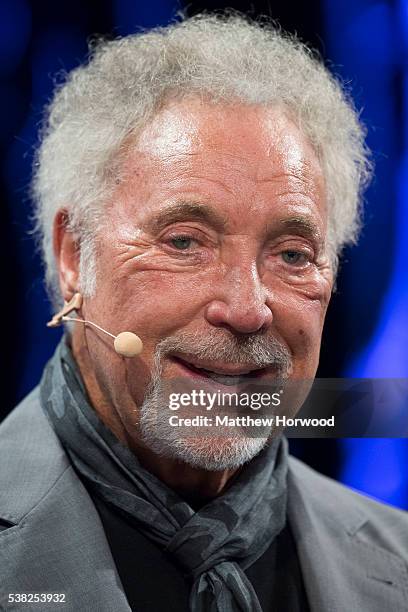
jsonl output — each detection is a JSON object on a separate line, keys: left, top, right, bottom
{"left": 204, "top": 263, "right": 273, "bottom": 334}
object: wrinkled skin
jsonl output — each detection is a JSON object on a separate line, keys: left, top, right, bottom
{"left": 55, "top": 98, "right": 333, "bottom": 500}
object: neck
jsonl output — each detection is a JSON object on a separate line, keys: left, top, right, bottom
{"left": 70, "top": 332, "right": 239, "bottom": 503}
{"left": 134, "top": 443, "right": 240, "bottom": 508}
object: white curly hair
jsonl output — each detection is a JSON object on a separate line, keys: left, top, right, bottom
{"left": 32, "top": 13, "right": 372, "bottom": 303}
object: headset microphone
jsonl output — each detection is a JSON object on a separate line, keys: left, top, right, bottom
{"left": 46, "top": 293, "right": 143, "bottom": 357}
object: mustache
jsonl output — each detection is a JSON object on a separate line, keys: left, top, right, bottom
{"left": 152, "top": 329, "right": 293, "bottom": 376}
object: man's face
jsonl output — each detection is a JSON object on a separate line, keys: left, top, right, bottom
{"left": 73, "top": 98, "right": 333, "bottom": 466}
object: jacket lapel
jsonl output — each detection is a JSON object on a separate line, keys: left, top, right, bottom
{"left": 288, "top": 457, "right": 408, "bottom": 612}
{"left": 0, "top": 389, "right": 131, "bottom": 612}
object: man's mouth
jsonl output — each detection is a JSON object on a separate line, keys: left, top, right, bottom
{"left": 171, "top": 356, "right": 269, "bottom": 386}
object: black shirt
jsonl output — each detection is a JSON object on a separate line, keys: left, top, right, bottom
{"left": 90, "top": 490, "right": 310, "bottom": 612}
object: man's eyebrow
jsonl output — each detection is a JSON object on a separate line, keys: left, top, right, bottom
{"left": 144, "top": 201, "right": 228, "bottom": 233}
{"left": 267, "top": 216, "right": 323, "bottom": 243}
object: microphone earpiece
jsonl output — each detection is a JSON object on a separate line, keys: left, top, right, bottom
{"left": 47, "top": 293, "right": 143, "bottom": 357}
{"left": 47, "top": 292, "right": 83, "bottom": 327}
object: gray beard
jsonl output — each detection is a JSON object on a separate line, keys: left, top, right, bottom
{"left": 138, "top": 329, "right": 292, "bottom": 471}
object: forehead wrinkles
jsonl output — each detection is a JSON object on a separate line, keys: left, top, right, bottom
{"left": 152, "top": 145, "right": 320, "bottom": 181}
{"left": 158, "top": 151, "right": 324, "bottom": 204}
{"left": 158, "top": 125, "right": 323, "bottom": 190}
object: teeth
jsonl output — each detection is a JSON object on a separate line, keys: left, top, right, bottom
{"left": 195, "top": 365, "right": 253, "bottom": 376}
{"left": 206, "top": 373, "right": 247, "bottom": 386}
{"left": 179, "top": 358, "right": 259, "bottom": 382}
{"left": 195, "top": 368, "right": 251, "bottom": 386}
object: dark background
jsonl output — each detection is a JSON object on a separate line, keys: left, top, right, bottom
{"left": 1, "top": 0, "right": 407, "bottom": 508}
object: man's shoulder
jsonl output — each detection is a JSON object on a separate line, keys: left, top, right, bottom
{"left": 0, "top": 389, "right": 132, "bottom": 611}
{"left": 288, "top": 453, "right": 408, "bottom": 554}
{"left": 0, "top": 386, "right": 71, "bottom": 524}
{"left": 287, "top": 454, "right": 408, "bottom": 611}
{"left": 288, "top": 452, "right": 408, "bottom": 519}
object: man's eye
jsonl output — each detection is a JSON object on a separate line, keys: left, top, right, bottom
{"left": 170, "top": 236, "right": 195, "bottom": 250}
{"left": 281, "top": 250, "right": 308, "bottom": 265}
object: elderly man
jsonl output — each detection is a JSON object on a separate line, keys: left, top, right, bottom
{"left": 1, "top": 14, "right": 407, "bottom": 612}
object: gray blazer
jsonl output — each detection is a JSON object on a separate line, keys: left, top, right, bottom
{"left": 1, "top": 387, "right": 408, "bottom": 611}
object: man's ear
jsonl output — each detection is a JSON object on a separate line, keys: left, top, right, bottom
{"left": 53, "top": 209, "right": 80, "bottom": 300}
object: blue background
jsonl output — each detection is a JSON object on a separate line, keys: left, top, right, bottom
{"left": 1, "top": 0, "right": 407, "bottom": 508}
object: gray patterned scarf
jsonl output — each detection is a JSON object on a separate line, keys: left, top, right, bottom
{"left": 40, "top": 339, "right": 288, "bottom": 612}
